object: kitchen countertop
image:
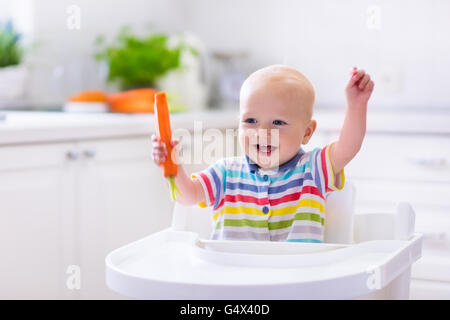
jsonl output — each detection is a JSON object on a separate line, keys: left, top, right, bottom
{"left": 0, "top": 108, "right": 449, "bottom": 145}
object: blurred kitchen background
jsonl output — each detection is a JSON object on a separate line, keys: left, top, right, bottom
{"left": 2, "top": 0, "right": 449, "bottom": 111}
{"left": 0, "top": 0, "right": 449, "bottom": 300}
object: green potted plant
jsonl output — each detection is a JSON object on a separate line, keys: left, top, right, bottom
{"left": 0, "top": 20, "right": 27, "bottom": 105}
{"left": 95, "top": 26, "right": 198, "bottom": 91}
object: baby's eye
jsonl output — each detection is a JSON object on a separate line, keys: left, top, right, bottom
{"left": 273, "top": 120, "right": 286, "bottom": 125}
{"left": 244, "top": 118, "right": 257, "bottom": 124}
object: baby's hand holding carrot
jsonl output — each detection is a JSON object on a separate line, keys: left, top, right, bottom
{"left": 153, "top": 91, "right": 182, "bottom": 201}
{"left": 151, "top": 135, "right": 180, "bottom": 166}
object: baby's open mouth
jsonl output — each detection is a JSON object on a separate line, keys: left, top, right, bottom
{"left": 256, "top": 144, "right": 277, "bottom": 156}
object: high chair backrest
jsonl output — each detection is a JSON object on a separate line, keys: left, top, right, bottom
{"left": 171, "top": 201, "right": 214, "bottom": 239}
{"left": 324, "top": 182, "right": 355, "bottom": 243}
{"left": 171, "top": 181, "right": 356, "bottom": 243}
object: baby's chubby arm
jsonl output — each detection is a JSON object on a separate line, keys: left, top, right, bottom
{"left": 329, "top": 67, "right": 375, "bottom": 173}
{"left": 151, "top": 134, "right": 206, "bottom": 206}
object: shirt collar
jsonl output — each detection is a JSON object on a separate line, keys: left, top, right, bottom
{"left": 245, "top": 148, "right": 305, "bottom": 175}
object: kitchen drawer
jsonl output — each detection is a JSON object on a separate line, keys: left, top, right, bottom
{"left": 352, "top": 178, "right": 450, "bottom": 210}
{"left": 346, "top": 134, "right": 450, "bottom": 183}
{"left": 0, "top": 136, "right": 154, "bottom": 171}
{"left": 0, "top": 142, "right": 73, "bottom": 171}
{"left": 410, "top": 279, "right": 450, "bottom": 300}
{"left": 78, "top": 136, "right": 152, "bottom": 162}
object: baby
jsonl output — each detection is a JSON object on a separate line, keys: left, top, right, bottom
{"left": 152, "top": 64, "right": 374, "bottom": 242}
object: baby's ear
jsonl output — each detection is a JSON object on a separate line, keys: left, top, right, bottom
{"left": 301, "top": 120, "right": 317, "bottom": 144}
{"left": 310, "top": 119, "right": 317, "bottom": 132}
{"left": 302, "top": 134, "right": 312, "bottom": 144}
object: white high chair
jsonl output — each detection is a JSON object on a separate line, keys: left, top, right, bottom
{"left": 105, "top": 182, "right": 422, "bottom": 299}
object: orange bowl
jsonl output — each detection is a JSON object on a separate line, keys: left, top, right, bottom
{"left": 108, "top": 88, "right": 157, "bottom": 113}
{"left": 69, "top": 90, "right": 109, "bottom": 103}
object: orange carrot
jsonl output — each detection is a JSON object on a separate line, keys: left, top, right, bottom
{"left": 154, "top": 91, "right": 181, "bottom": 201}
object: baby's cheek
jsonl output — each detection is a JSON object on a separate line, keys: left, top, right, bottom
{"left": 237, "top": 131, "right": 247, "bottom": 153}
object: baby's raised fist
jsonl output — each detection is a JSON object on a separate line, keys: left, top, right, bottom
{"left": 346, "top": 66, "right": 375, "bottom": 106}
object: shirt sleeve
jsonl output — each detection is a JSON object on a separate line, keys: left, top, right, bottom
{"left": 190, "top": 158, "right": 226, "bottom": 209}
{"left": 311, "top": 142, "right": 345, "bottom": 197}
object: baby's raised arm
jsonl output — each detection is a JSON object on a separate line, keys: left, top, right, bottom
{"left": 151, "top": 134, "right": 206, "bottom": 206}
{"left": 329, "top": 67, "right": 375, "bottom": 173}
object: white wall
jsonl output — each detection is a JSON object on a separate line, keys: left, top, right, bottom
{"left": 3, "top": 0, "right": 450, "bottom": 109}
{"left": 176, "top": 0, "right": 450, "bottom": 110}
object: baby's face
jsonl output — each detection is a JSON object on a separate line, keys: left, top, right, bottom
{"left": 238, "top": 66, "right": 316, "bottom": 170}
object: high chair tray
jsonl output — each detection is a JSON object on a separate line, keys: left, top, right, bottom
{"left": 105, "top": 228, "right": 422, "bottom": 299}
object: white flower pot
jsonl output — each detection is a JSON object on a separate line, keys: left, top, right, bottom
{"left": 0, "top": 64, "right": 28, "bottom": 104}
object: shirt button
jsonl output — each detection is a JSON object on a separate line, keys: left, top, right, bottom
{"left": 263, "top": 175, "right": 268, "bottom": 181}
{"left": 262, "top": 206, "right": 269, "bottom": 214}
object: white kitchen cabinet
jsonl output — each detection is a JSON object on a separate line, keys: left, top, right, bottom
{"left": 0, "top": 136, "right": 174, "bottom": 299}
{"left": 76, "top": 137, "right": 173, "bottom": 299}
{"left": 0, "top": 143, "right": 76, "bottom": 299}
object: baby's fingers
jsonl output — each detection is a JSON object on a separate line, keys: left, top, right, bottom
{"left": 151, "top": 135, "right": 167, "bottom": 164}
{"left": 152, "top": 149, "right": 167, "bottom": 165}
{"left": 353, "top": 70, "right": 365, "bottom": 83}
{"left": 365, "top": 79, "right": 375, "bottom": 92}
{"left": 358, "top": 74, "right": 371, "bottom": 89}
{"left": 348, "top": 68, "right": 365, "bottom": 86}
{"left": 152, "top": 135, "right": 166, "bottom": 149}
{"left": 151, "top": 134, "right": 162, "bottom": 144}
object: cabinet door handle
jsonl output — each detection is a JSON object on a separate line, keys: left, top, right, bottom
{"left": 66, "top": 151, "right": 79, "bottom": 160}
{"left": 83, "top": 150, "right": 96, "bottom": 158}
{"left": 407, "top": 157, "right": 447, "bottom": 168}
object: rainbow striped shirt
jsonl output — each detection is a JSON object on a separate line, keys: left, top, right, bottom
{"left": 191, "top": 144, "right": 345, "bottom": 242}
